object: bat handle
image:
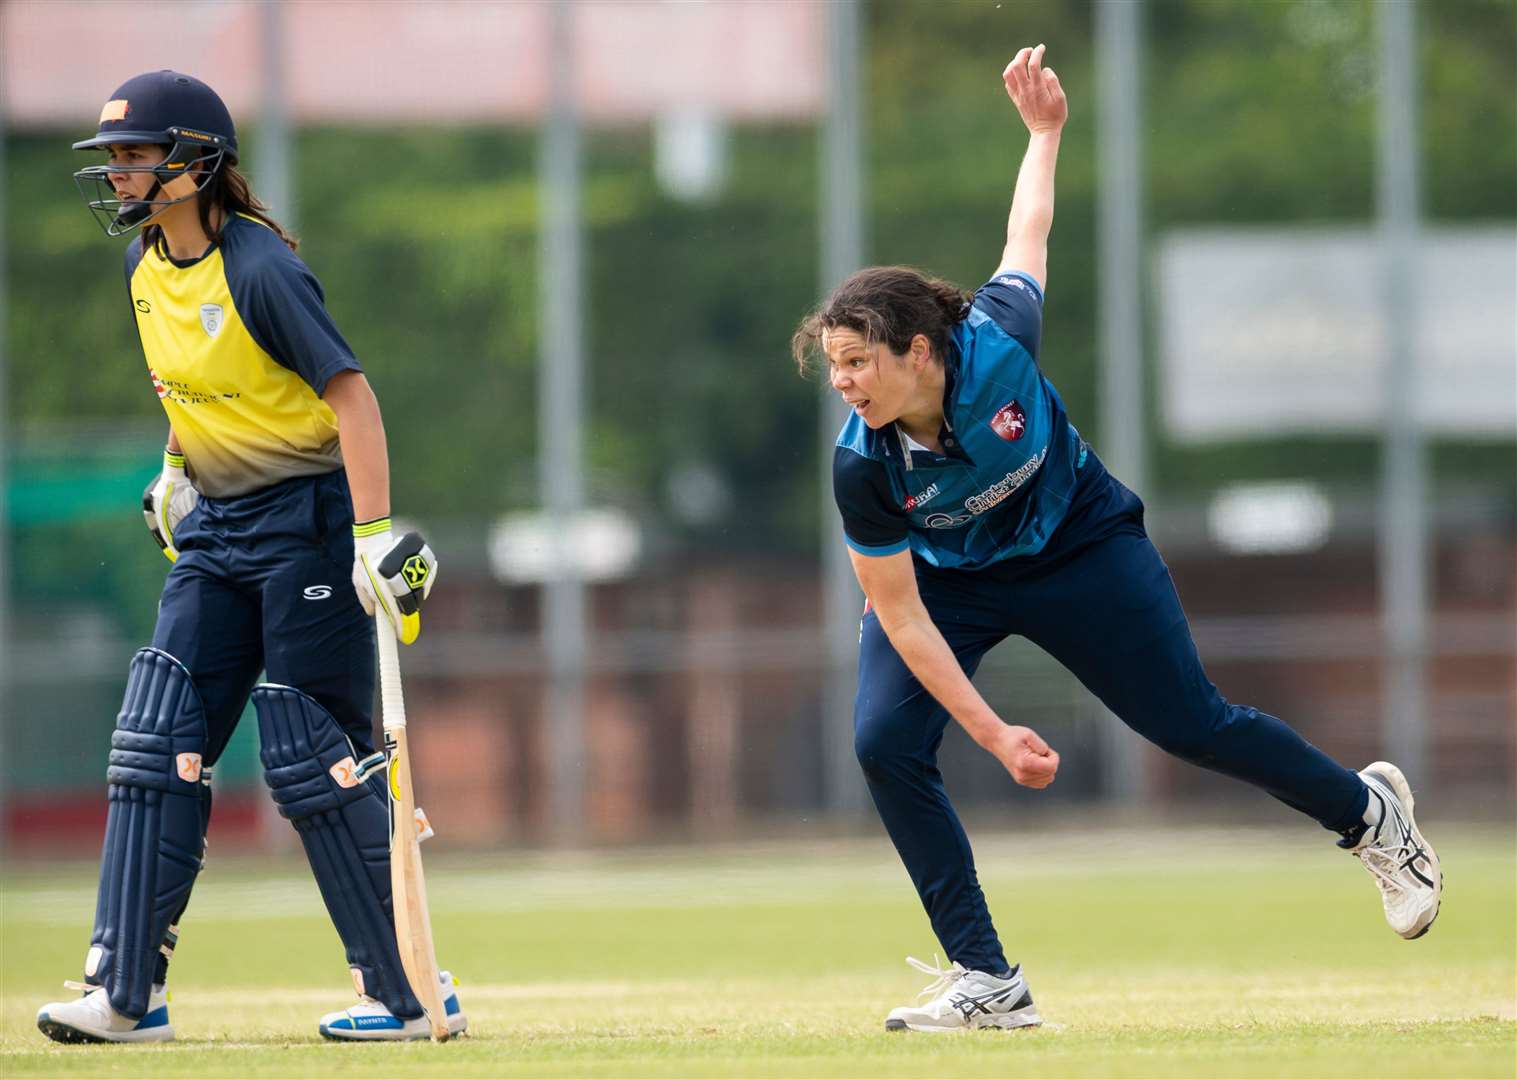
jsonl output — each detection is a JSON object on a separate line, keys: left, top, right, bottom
{"left": 376, "top": 611, "right": 407, "bottom": 731}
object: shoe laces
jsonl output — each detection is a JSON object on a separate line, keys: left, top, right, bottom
{"left": 1359, "top": 838, "right": 1418, "bottom": 895}
{"left": 905, "top": 954, "right": 969, "bottom": 1001}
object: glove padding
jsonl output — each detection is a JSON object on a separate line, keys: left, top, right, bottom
{"left": 142, "top": 450, "right": 199, "bottom": 563}
{"left": 351, "top": 520, "right": 437, "bottom": 645}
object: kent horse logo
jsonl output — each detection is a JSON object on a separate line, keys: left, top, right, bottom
{"left": 990, "top": 400, "right": 1027, "bottom": 441}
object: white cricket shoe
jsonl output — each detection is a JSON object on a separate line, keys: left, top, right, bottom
{"left": 1345, "top": 761, "right": 1442, "bottom": 939}
{"left": 36, "top": 981, "right": 173, "bottom": 1043}
{"left": 318, "top": 971, "right": 467, "bottom": 1041}
{"left": 884, "top": 955, "right": 1041, "bottom": 1033}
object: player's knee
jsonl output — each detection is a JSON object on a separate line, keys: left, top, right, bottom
{"left": 854, "top": 710, "right": 912, "bottom": 780}
{"left": 252, "top": 684, "right": 384, "bottom": 821}
{"left": 112, "top": 647, "right": 209, "bottom": 781}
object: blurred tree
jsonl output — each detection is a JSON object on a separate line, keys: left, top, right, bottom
{"left": 6, "top": 0, "right": 1514, "bottom": 629}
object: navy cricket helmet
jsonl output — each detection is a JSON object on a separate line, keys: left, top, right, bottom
{"left": 73, "top": 71, "right": 238, "bottom": 237}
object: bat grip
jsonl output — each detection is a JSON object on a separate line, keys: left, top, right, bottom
{"left": 376, "top": 611, "right": 407, "bottom": 731}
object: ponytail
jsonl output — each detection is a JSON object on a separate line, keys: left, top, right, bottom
{"left": 203, "top": 163, "right": 299, "bottom": 251}
{"left": 144, "top": 158, "right": 298, "bottom": 257}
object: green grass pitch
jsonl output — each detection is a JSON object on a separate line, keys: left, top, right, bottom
{"left": 3, "top": 823, "right": 1513, "bottom": 1077}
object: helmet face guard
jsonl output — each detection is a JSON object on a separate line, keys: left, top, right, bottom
{"left": 73, "top": 71, "right": 239, "bottom": 239}
{"left": 73, "top": 134, "right": 229, "bottom": 238}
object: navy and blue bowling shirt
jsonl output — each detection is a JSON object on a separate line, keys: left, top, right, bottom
{"left": 833, "top": 271, "right": 1088, "bottom": 571}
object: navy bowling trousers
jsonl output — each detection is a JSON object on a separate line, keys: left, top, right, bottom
{"left": 151, "top": 469, "right": 377, "bottom": 769}
{"left": 852, "top": 456, "right": 1369, "bottom": 975}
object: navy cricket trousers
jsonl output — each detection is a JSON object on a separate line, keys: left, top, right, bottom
{"left": 852, "top": 467, "right": 1369, "bottom": 975}
{"left": 151, "top": 469, "right": 377, "bottom": 770}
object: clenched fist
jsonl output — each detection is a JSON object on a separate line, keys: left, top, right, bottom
{"left": 986, "top": 724, "right": 1060, "bottom": 789}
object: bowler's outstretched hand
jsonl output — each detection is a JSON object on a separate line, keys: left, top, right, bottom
{"left": 1004, "top": 44, "right": 1067, "bottom": 135}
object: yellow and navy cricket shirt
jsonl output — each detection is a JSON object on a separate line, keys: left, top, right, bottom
{"left": 124, "top": 213, "right": 362, "bottom": 498}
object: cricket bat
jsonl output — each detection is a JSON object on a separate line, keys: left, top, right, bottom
{"left": 376, "top": 611, "right": 451, "bottom": 1042}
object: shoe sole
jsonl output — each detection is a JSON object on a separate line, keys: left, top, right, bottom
{"left": 885, "top": 1007, "right": 1042, "bottom": 1033}
{"left": 319, "top": 1017, "right": 468, "bottom": 1041}
{"left": 36, "top": 1014, "right": 174, "bottom": 1044}
{"left": 1363, "top": 760, "right": 1442, "bottom": 940}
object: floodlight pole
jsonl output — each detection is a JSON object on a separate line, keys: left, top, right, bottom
{"left": 540, "top": 0, "right": 588, "bottom": 839}
{"left": 1375, "top": 0, "right": 1427, "bottom": 781}
{"left": 256, "top": 0, "right": 297, "bottom": 854}
{"left": 257, "top": 0, "right": 296, "bottom": 234}
{"left": 1095, "top": 0, "right": 1150, "bottom": 802}
{"left": 819, "top": 0, "right": 868, "bottom": 815}
{"left": 0, "top": 80, "right": 10, "bottom": 857}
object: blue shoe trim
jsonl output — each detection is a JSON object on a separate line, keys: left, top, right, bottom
{"left": 136, "top": 1005, "right": 170, "bottom": 1030}
{"left": 444, "top": 994, "right": 460, "bottom": 1017}
{"left": 352, "top": 1014, "right": 405, "bottom": 1030}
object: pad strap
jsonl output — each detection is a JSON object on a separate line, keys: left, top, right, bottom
{"left": 89, "top": 648, "right": 211, "bottom": 1019}
{"left": 254, "top": 683, "right": 423, "bottom": 1019}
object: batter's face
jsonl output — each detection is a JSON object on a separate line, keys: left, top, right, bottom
{"left": 104, "top": 143, "right": 200, "bottom": 203}
{"left": 823, "top": 326, "right": 930, "bottom": 429}
{"left": 104, "top": 144, "right": 167, "bottom": 200}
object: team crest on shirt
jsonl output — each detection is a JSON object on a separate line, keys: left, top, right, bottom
{"left": 990, "top": 400, "right": 1027, "bottom": 441}
{"left": 199, "top": 303, "right": 224, "bottom": 338}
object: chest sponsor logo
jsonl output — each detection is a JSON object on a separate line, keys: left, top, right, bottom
{"left": 964, "top": 448, "right": 1047, "bottom": 515}
{"left": 146, "top": 369, "right": 241, "bottom": 406}
{"left": 902, "top": 482, "right": 940, "bottom": 512}
{"left": 919, "top": 448, "right": 1049, "bottom": 529}
{"left": 200, "top": 303, "right": 224, "bottom": 338}
{"left": 990, "top": 400, "right": 1027, "bottom": 441}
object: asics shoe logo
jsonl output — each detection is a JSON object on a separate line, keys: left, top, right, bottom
{"left": 950, "top": 987, "right": 1016, "bottom": 1019}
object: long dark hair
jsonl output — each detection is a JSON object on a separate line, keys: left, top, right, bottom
{"left": 145, "top": 158, "right": 298, "bottom": 255}
{"left": 791, "top": 265, "right": 970, "bottom": 376}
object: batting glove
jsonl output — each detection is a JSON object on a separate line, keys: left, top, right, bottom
{"left": 352, "top": 518, "right": 438, "bottom": 645}
{"left": 142, "top": 449, "right": 199, "bottom": 563}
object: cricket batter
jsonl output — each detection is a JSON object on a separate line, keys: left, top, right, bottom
{"left": 793, "top": 45, "right": 1442, "bottom": 1032}
{"left": 37, "top": 71, "right": 465, "bottom": 1043}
